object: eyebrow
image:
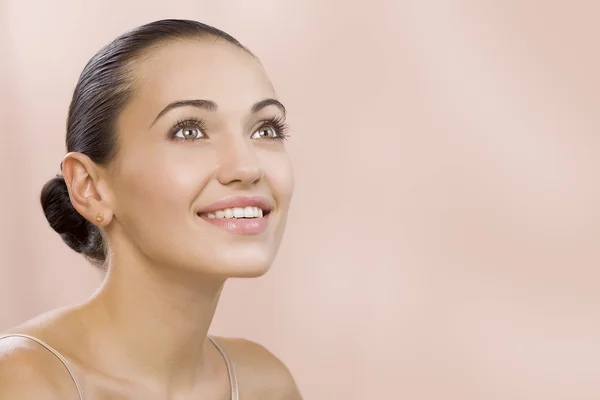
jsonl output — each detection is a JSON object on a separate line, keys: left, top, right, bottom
{"left": 251, "top": 98, "right": 286, "bottom": 116}
{"left": 150, "top": 98, "right": 286, "bottom": 127}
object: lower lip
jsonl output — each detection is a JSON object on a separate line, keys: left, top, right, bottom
{"left": 198, "top": 214, "right": 270, "bottom": 235}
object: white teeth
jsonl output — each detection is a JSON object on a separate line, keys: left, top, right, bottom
{"left": 203, "top": 206, "right": 265, "bottom": 219}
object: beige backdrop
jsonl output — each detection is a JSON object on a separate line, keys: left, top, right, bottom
{"left": 1, "top": 1, "right": 599, "bottom": 399}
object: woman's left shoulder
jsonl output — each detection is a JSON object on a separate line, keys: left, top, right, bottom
{"left": 211, "top": 336, "right": 302, "bottom": 400}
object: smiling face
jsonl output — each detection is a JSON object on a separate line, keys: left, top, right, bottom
{"left": 105, "top": 38, "right": 294, "bottom": 278}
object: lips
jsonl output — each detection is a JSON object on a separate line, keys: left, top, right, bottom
{"left": 197, "top": 195, "right": 272, "bottom": 216}
{"left": 196, "top": 196, "right": 273, "bottom": 235}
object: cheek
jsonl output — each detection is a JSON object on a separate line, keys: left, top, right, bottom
{"left": 114, "top": 145, "right": 215, "bottom": 218}
{"left": 261, "top": 150, "right": 295, "bottom": 205}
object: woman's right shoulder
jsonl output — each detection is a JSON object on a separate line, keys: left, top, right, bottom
{"left": 0, "top": 307, "right": 86, "bottom": 399}
{"left": 0, "top": 334, "right": 79, "bottom": 399}
{"left": 0, "top": 306, "right": 89, "bottom": 398}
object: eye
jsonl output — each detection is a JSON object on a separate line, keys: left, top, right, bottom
{"left": 251, "top": 116, "right": 290, "bottom": 140}
{"left": 176, "top": 125, "right": 203, "bottom": 140}
{"left": 251, "top": 125, "right": 278, "bottom": 139}
{"left": 170, "top": 120, "right": 206, "bottom": 141}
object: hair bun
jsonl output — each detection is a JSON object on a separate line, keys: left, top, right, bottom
{"left": 40, "top": 175, "right": 106, "bottom": 264}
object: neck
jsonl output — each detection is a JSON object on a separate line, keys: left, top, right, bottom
{"left": 83, "top": 250, "right": 225, "bottom": 390}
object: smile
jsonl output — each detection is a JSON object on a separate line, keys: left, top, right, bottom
{"left": 200, "top": 206, "right": 267, "bottom": 219}
{"left": 197, "top": 196, "right": 272, "bottom": 234}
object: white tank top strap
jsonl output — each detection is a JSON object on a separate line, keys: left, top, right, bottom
{"left": 0, "top": 333, "right": 85, "bottom": 399}
{"left": 208, "top": 335, "right": 239, "bottom": 400}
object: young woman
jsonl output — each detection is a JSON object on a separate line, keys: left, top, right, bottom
{"left": 0, "top": 19, "right": 301, "bottom": 399}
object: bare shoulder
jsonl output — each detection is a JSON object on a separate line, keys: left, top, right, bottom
{"left": 0, "top": 307, "right": 84, "bottom": 399}
{"left": 0, "top": 335, "right": 79, "bottom": 399}
{"left": 213, "top": 336, "right": 303, "bottom": 400}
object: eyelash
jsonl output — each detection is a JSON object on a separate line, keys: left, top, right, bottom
{"left": 168, "top": 116, "right": 291, "bottom": 142}
{"left": 257, "top": 115, "right": 291, "bottom": 141}
{"left": 168, "top": 117, "right": 207, "bottom": 141}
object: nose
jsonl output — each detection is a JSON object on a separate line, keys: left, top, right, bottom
{"left": 216, "top": 138, "right": 264, "bottom": 186}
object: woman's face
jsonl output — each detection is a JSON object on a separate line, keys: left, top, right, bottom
{"left": 106, "top": 39, "right": 294, "bottom": 278}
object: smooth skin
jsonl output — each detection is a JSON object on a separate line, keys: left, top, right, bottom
{"left": 0, "top": 38, "right": 300, "bottom": 399}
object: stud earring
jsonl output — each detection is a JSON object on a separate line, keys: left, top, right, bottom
{"left": 95, "top": 213, "right": 104, "bottom": 222}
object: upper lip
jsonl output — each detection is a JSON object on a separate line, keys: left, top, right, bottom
{"left": 197, "top": 195, "right": 273, "bottom": 215}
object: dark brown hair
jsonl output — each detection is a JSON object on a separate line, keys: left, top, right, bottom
{"left": 40, "top": 19, "right": 249, "bottom": 268}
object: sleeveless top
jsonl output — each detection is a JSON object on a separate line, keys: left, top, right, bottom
{"left": 0, "top": 333, "right": 239, "bottom": 400}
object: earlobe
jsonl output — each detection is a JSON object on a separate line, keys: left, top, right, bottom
{"left": 90, "top": 206, "right": 113, "bottom": 227}
{"left": 62, "top": 152, "right": 113, "bottom": 226}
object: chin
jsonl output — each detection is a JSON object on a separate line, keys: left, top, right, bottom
{"left": 213, "top": 258, "right": 273, "bottom": 278}
{"left": 196, "top": 245, "right": 277, "bottom": 279}
{"left": 226, "top": 265, "right": 271, "bottom": 278}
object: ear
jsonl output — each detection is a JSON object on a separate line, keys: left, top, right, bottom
{"left": 61, "top": 152, "right": 114, "bottom": 227}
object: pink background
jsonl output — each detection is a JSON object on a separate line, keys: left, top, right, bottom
{"left": 1, "top": 1, "right": 599, "bottom": 398}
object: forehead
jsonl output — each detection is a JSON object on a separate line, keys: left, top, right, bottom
{"left": 129, "top": 38, "right": 276, "bottom": 115}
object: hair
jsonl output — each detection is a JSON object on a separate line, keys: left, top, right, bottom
{"left": 40, "top": 19, "right": 250, "bottom": 268}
